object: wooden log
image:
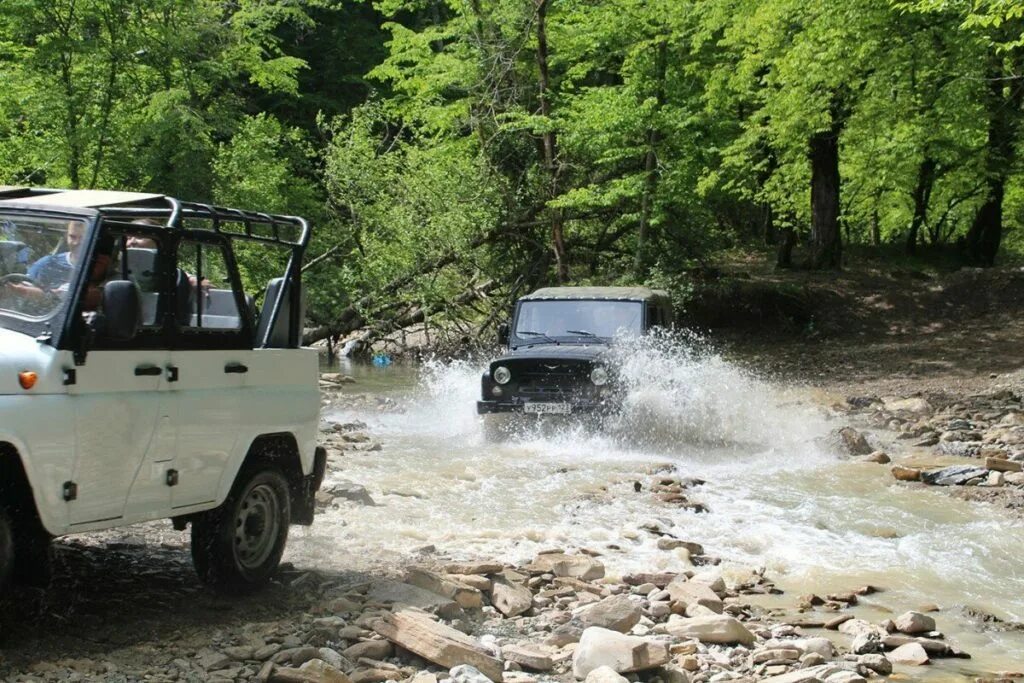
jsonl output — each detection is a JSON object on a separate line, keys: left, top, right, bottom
{"left": 372, "top": 610, "right": 503, "bottom": 681}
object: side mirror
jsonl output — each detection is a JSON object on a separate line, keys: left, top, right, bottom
{"left": 497, "top": 323, "right": 510, "bottom": 346}
{"left": 100, "top": 280, "right": 141, "bottom": 341}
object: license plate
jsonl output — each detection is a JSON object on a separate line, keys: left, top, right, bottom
{"left": 524, "top": 402, "right": 571, "bottom": 415}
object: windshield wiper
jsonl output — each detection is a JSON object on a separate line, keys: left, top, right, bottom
{"left": 518, "top": 330, "right": 556, "bottom": 344}
{"left": 565, "top": 329, "right": 596, "bottom": 337}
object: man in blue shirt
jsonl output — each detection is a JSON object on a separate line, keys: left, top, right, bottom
{"left": 29, "top": 221, "right": 84, "bottom": 291}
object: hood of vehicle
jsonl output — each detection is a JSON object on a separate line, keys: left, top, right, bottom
{"left": 497, "top": 343, "right": 608, "bottom": 365}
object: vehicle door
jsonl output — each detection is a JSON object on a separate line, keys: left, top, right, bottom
{"left": 67, "top": 224, "right": 177, "bottom": 528}
{"left": 167, "top": 236, "right": 255, "bottom": 510}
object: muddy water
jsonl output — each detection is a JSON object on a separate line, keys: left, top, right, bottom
{"left": 293, "top": 340, "right": 1024, "bottom": 679}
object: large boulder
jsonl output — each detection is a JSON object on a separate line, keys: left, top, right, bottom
{"left": 664, "top": 615, "right": 756, "bottom": 646}
{"left": 572, "top": 627, "right": 670, "bottom": 679}
{"left": 837, "top": 427, "right": 873, "bottom": 456}
{"left": 577, "top": 595, "right": 642, "bottom": 633}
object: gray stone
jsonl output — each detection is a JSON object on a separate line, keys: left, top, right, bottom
{"left": 665, "top": 578, "right": 723, "bottom": 614}
{"left": 323, "top": 480, "right": 376, "bottom": 505}
{"left": 921, "top": 465, "right": 987, "bottom": 486}
{"left": 837, "top": 428, "right": 873, "bottom": 456}
{"left": 491, "top": 579, "right": 533, "bottom": 618}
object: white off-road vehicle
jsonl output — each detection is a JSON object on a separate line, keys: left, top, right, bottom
{"left": 0, "top": 188, "right": 326, "bottom": 593}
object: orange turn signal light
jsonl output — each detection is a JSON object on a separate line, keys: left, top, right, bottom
{"left": 18, "top": 371, "right": 38, "bottom": 390}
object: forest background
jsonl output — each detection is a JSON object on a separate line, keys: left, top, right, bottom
{"left": 1, "top": 0, "right": 1023, "bottom": 350}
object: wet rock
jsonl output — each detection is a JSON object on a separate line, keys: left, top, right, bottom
{"left": 850, "top": 633, "right": 881, "bottom": 655}
{"left": 837, "top": 427, "right": 873, "bottom": 456}
{"left": 577, "top": 595, "right": 642, "bottom": 633}
{"left": 859, "top": 451, "right": 890, "bottom": 464}
{"left": 857, "top": 654, "right": 892, "bottom": 676}
{"left": 664, "top": 614, "right": 755, "bottom": 645}
{"left": 921, "top": 465, "right": 987, "bottom": 486}
{"left": 888, "top": 642, "right": 929, "bottom": 666}
{"left": 323, "top": 481, "right": 375, "bottom": 506}
{"left": 572, "top": 627, "right": 671, "bottom": 679}
{"left": 894, "top": 611, "right": 936, "bottom": 634}
{"left": 891, "top": 465, "right": 921, "bottom": 482}
{"left": 656, "top": 538, "right": 704, "bottom": 554}
{"left": 321, "top": 373, "right": 356, "bottom": 385}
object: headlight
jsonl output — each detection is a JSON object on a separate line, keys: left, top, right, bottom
{"left": 493, "top": 365, "right": 511, "bottom": 384}
{"left": 590, "top": 367, "right": 609, "bottom": 386}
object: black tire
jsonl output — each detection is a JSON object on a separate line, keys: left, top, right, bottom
{"left": 0, "top": 509, "right": 13, "bottom": 590}
{"left": 191, "top": 468, "right": 290, "bottom": 594}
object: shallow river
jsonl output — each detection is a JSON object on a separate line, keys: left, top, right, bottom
{"left": 290, "top": 340, "right": 1024, "bottom": 679}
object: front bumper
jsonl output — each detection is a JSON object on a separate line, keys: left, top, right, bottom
{"left": 292, "top": 446, "right": 327, "bottom": 526}
{"left": 477, "top": 399, "right": 609, "bottom": 415}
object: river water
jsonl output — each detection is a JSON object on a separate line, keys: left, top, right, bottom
{"left": 291, "top": 339, "right": 1024, "bottom": 679}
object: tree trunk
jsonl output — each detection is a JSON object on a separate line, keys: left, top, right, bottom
{"left": 906, "top": 157, "right": 937, "bottom": 255}
{"left": 635, "top": 40, "right": 667, "bottom": 278}
{"left": 964, "top": 62, "right": 1021, "bottom": 267}
{"left": 776, "top": 226, "right": 796, "bottom": 269}
{"left": 807, "top": 122, "right": 842, "bottom": 269}
{"left": 535, "top": 0, "right": 567, "bottom": 282}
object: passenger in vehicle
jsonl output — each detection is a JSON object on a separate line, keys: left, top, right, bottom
{"left": 27, "top": 221, "right": 84, "bottom": 291}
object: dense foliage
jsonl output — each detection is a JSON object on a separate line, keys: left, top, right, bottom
{"left": 1, "top": 0, "right": 1022, "bottom": 345}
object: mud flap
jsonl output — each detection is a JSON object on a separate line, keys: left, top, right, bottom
{"left": 292, "top": 446, "right": 327, "bottom": 526}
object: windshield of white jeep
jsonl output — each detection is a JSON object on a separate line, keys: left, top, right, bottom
{"left": 514, "top": 300, "right": 643, "bottom": 342}
{"left": 0, "top": 215, "right": 86, "bottom": 320}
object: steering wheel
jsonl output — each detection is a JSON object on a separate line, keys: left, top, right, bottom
{"left": 0, "top": 273, "right": 43, "bottom": 288}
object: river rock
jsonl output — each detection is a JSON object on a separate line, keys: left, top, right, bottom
{"left": 790, "top": 637, "right": 835, "bottom": 659}
{"left": 502, "top": 644, "right": 553, "bottom": 672}
{"left": 406, "top": 567, "right": 483, "bottom": 609}
{"left": 572, "top": 627, "right": 671, "bottom": 679}
{"left": 894, "top": 611, "right": 936, "bottom": 634}
{"left": 921, "top": 465, "right": 987, "bottom": 486}
{"left": 323, "top": 481, "right": 375, "bottom": 506}
{"left": 891, "top": 465, "right": 921, "bottom": 482}
{"left": 837, "top": 427, "right": 873, "bottom": 456}
{"left": 664, "top": 615, "right": 755, "bottom": 645}
{"left": 824, "top": 672, "right": 865, "bottom": 683}
{"left": 341, "top": 640, "right": 392, "bottom": 661}
{"left": 450, "top": 665, "right": 495, "bottom": 683}
{"left": 850, "top": 633, "right": 880, "bottom": 654}
{"left": 578, "top": 595, "right": 642, "bottom": 633}
{"left": 888, "top": 642, "right": 929, "bottom": 665}
{"left": 857, "top": 654, "right": 892, "bottom": 676}
{"left": 665, "top": 578, "right": 723, "bottom": 613}
{"left": 491, "top": 579, "right": 533, "bottom": 618}
{"left": 526, "top": 553, "right": 605, "bottom": 581}
{"left": 884, "top": 397, "right": 932, "bottom": 415}
{"left": 986, "top": 456, "right": 1023, "bottom": 472}
{"left": 861, "top": 451, "right": 890, "bottom": 464}
{"left": 583, "top": 666, "right": 629, "bottom": 683}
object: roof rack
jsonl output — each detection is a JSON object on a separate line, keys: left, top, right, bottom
{"left": 99, "top": 197, "right": 310, "bottom": 250}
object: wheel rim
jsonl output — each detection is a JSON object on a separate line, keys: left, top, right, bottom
{"left": 234, "top": 482, "right": 281, "bottom": 571}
